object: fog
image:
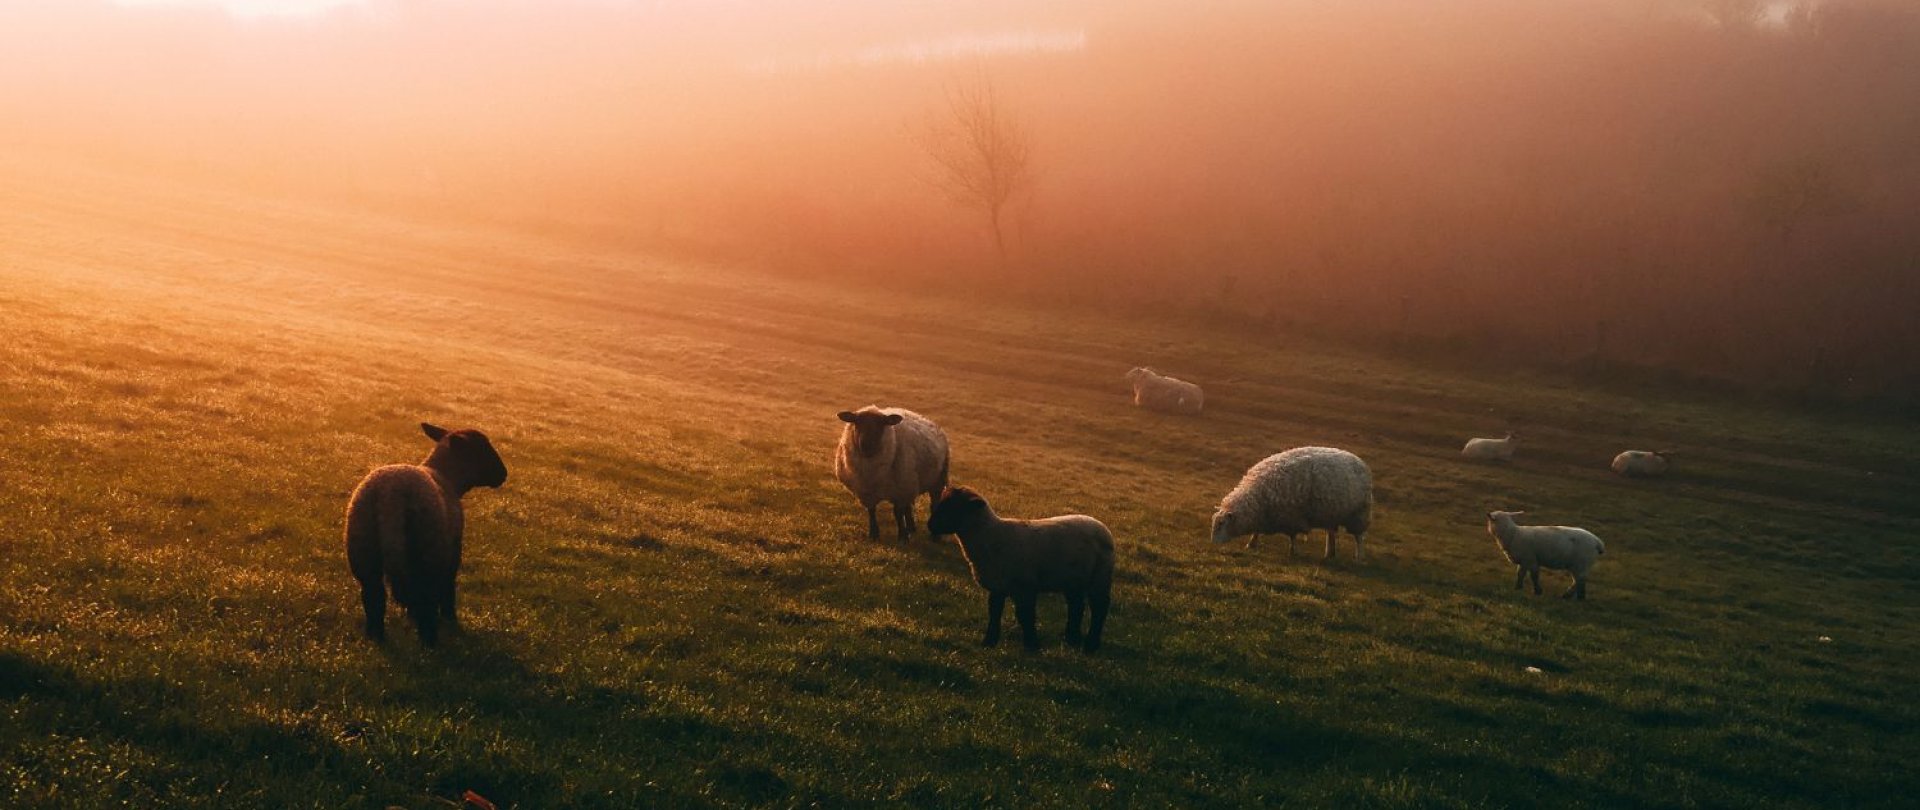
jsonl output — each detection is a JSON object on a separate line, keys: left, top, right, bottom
{"left": 4, "top": 0, "right": 1917, "bottom": 399}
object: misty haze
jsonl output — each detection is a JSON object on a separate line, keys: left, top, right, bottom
{"left": 1, "top": 1, "right": 1915, "bottom": 808}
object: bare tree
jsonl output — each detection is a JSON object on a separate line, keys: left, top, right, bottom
{"left": 915, "top": 78, "right": 1035, "bottom": 265}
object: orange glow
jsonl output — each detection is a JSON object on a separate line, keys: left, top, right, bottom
{"left": 3, "top": 0, "right": 1917, "bottom": 392}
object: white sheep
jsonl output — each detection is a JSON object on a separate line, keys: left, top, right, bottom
{"left": 834, "top": 405, "right": 950, "bottom": 541}
{"left": 1210, "top": 446, "right": 1374, "bottom": 561}
{"left": 1461, "top": 432, "right": 1518, "bottom": 461}
{"left": 1611, "top": 450, "right": 1671, "bottom": 478}
{"left": 1125, "top": 366, "right": 1205, "bottom": 415}
{"left": 1485, "top": 510, "right": 1606, "bottom": 600}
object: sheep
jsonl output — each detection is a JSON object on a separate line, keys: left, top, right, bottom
{"left": 833, "top": 405, "right": 950, "bottom": 541}
{"left": 926, "top": 486, "right": 1114, "bottom": 653}
{"left": 1461, "top": 432, "right": 1518, "bottom": 461}
{"left": 1125, "top": 366, "right": 1205, "bottom": 415}
{"left": 1210, "top": 446, "right": 1373, "bottom": 561}
{"left": 344, "top": 422, "right": 508, "bottom": 646}
{"left": 1611, "top": 450, "right": 1671, "bottom": 478}
{"left": 1485, "top": 510, "right": 1605, "bottom": 600}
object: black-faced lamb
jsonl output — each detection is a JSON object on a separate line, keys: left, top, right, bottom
{"left": 1486, "top": 510, "right": 1605, "bottom": 600}
{"left": 1125, "top": 366, "right": 1205, "bottom": 415}
{"left": 344, "top": 422, "right": 508, "bottom": 645}
{"left": 833, "top": 406, "right": 950, "bottom": 541}
{"left": 926, "top": 486, "right": 1114, "bottom": 653}
{"left": 1210, "top": 446, "right": 1374, "bottom": 561}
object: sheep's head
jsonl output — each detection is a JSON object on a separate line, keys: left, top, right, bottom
{"left": 1485, "top": 510, "right": 1524, "bottom": 538}
{"left": 1209, "top": 507, "right": 1243, "bottom": 544}
{"left": 928, "top": 486, "right": 989, "bottom": 535}
{"left": 838, "top": 408, "right": 904, "bottom": 457}
{"left": 422, "top": 422, "right": 508, "bottom": 489}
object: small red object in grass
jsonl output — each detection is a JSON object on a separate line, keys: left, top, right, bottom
{"left": 462, "top": 790, "right": 497, "bottom": 810}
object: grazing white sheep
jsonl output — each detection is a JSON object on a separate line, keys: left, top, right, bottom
{"left": 1611, "top": 450, "right": 1671, "bottom": 478}
{"left": 834, "top": 405, "right": 950, "bottom": 541}
{"left": 1125, "top": 366, "right": 1205, "bottom": 415}
{"left": 1210, "top": 446, "right": 1374, "bottom": 561}
{"left": 1485, "top": 510, "right": 1606, "bottom": 600}
{"left": 927, "top": 486, "right": 1115, "bottom": 653}
{"left": 1462, "top": 432, "right": 1518, "bottom": 461}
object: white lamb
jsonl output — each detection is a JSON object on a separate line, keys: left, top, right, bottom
{"left": 1461, "top": 433, "right": 1518, "bottom": 461}
{"left": 834, "top": 405, "right": 951, "bottom": 541}
{"left": 1125, "top": 366, "right": 1205, "bottom": 415}
{"left": 1210, "top": 446, "right": 1374, "bottom": 561}
{"left": 1611, "top": 450, "right": 1671, "bottom": 478}
{"left": 1485, "top": 510, "right": 1606, "bottom": 600}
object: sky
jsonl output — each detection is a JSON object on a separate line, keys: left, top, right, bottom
{"left": 117, "top": 0, "right": 363, "bottom": 17}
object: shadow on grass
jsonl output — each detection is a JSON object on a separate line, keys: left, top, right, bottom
{"left": 0, "top": 650, "right": 380, "bottom": 803}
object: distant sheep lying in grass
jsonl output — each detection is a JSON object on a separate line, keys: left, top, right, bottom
{"left": 1211, "top": 446, "right": 1373, "bottom": 561}
{"left": 834, "top": 406, "right": 949, "bottom": 541}
{"left": 345, "top": 423, "right": 508, "bottom": 645}
{"left": 1462, "top": 432, "right": 1518, "bottom": 461}
{"left": 1485, "top": 510, "right": 1605, "bottom": 600}
{"left": 927, "top": 486, "right": 1114, "bottom": 653}
{"left": 1125, "top": 366, "right": 1204, "bottom": 415}
{"left": 1611, "top": 450, "right": 1671, "bottom": 478}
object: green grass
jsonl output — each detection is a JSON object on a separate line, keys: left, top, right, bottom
{"left": 1, "top": 165, "right": 1916, "bottom": 808}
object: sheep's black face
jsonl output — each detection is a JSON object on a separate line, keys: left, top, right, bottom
{"left": 451, "top": 431, "right": 509, "bottom": 488}
{"left": 927, "top": 487, "right": 987, "bottom": 535}
{"left": 423, "top": 422, "right": 508, "bottom": 489}
{"left": 838, "top": 409, "right": 904, "bottom": 457}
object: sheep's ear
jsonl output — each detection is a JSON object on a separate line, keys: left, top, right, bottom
{"left": 837, "top": 411, "right": 856, "bottom": 423}
{"left": 421, "top": 423, "right": 449, "bottom": 442}
{"left": 883, "top": 414, "right": 904, "bottom": 425}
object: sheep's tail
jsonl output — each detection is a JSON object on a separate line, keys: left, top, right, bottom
{"left": 375, "top": 491, "right": 420, "bottom": 607}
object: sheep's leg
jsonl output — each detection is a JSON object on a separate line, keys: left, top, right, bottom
{"left": 1013, "top": 590, "right": 1042, "bottom": 652}
{"left": 1064, "top": 590, "right": 1085, "bottom": 644}
{"left": 1288, "top": 534, "right": 1298, "bottom": 558}
{"left": 439, "top": 573, "right": 460, "bottom": 629}
{"left": 1085, "top": 591, "right": 1109, "bottom": 653}
{"left": 359, "top": 581, "right": 387, "bottom": 643}
{"left": 1514, "top": 566, "right": 1527, "bottom": 590}
{"left": 414, "top": 605, "right": 440, "bottom": 648}
{"left": 983, "top": 591, "right": 1006, "bottom": 647}
{"left": 899, "top": 500, "right": 917, "bottom": 540}
{"left": 1565, "top": 575, "right": 1587, "bottom": 600}
{"left": 1323, "top": 528, "right": 1339, "bottom": 562}
{"left": 1245, "top": 534, "right": 1260, "bottom": 551}
{"left": 1529, "top": 567, "right": 1543, "bottom": 596}
{"left": 1352, "top": 532, "right": 1367, "bottom": 563}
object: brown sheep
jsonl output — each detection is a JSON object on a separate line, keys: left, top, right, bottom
{"left": 344, "top": 423, "right": 507, "bottom": 646}
{"left": 927, "top": 486, "right": 1114, "bottom": 653}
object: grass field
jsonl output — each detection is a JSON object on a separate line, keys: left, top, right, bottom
{"left": 2, "top": 161, "right": 1917, "bottom": 808}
